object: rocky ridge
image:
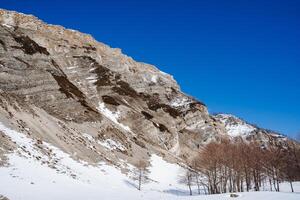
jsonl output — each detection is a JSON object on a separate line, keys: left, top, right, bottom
{"left": 213, "top": 114, "right": 288, "bottom": 147}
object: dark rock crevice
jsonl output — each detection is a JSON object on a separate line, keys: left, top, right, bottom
{"left": 112, "top": 81, "right": 139, "bottom": 98}
{"left": 152, "top": 122, "right": 170, "bottom": 132}
{"left": 0, "top": 39, "right": 6, "bottom": 51}
{"left": 50, "top": 72, "right": 98, "bottom": 113}
{"left": 102, "top": 95, "right": 120, "bottom": 106}
{"left": 12, "top": 34, "right": 49, "bottom": 55}
{"left": 13, "top": 57, "right": 33, "bottom": 68}
{"left": 141, "top": 111, "right": 153, "bottom": 120}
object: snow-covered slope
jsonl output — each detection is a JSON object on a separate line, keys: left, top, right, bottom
{"left": 1, "top": 151, "right": 299, "bottom": 200}
{"left": 1, "top": 122, "right": 299, "bottom": 200}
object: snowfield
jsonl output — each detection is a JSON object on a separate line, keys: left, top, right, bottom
{"left": 0, "top": 122, "right": 299, "bottom": 200}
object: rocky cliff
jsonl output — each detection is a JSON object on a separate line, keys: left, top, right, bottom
{"left": 0, "top": 9, "right": 291, "bottom": 172}
{"left": 0, "top": 9, "right": 227, "bottom": 169}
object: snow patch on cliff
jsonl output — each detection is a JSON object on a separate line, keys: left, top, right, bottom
{"left": 226, "top": 124, "right": 256, "bottom": 137}
{"left": 98, "top": 139, "right": 126, "bottom": 151}
{"left": 97, "top": 102, "right": 131, "bottom": 133}
{"left": 171, "top": 97, "right": 191, "bottom": 108}
{"left": 215, "top": 114, "right": 256, "bottom": 137}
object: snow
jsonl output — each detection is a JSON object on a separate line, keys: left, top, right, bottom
{"left": 66, "top": 66, "right": 78, "bottom": 70}
{"left": 158, "top": 70, "right": 169, "bottom": 76}
{"left": 82, "top": 133, "right": 94, "bottom": 142}
{"left": 0, "top": 153, "right": 137, "bottom": 200}
{"left": 0, "top": 122, "right": 299, "bottom": 200}
{"left": 86, "top": 75, "right": 98, "bottom": 84}
{"left": 88, "top": 80, "right": 98, "bottom": 84}
{"left": 146, "top": 155, "right": 185, "bottom": 192}
{"left": 0, "top": 122, "right": 102, "bottom": 181}
{"left": 151, "top": 75, "right": 158, "bottom": 83}
{"left": 89, "top": 67, "right": 97, "bottom": 72}
{"left": 226, "top": 123, "right": 256, "bottom": 137}
{"left": 97, "top": 102, "right": 132, "bottom": 133}
{"left": 98, "top": 139, "right": 126, "bottom": 151}
{"left": 86, "top": 75, "right": 97, "bottom": 80}
{"left": 2, "top": 23, "right": 12, "bottom": 28}
{"left": 171, "top": 97, "right": 191, "bottom": 108}
{"left": 0, "top": 122, "right": 43, "bottom": 160}
{"left": 216, "top": 114, "right": 256, "bottom": 137}
{"left": 82, "top": 132, "right": 126, "bottom": 151}
{"left": 0, "top": 122, "right": 137, "bottom": 199}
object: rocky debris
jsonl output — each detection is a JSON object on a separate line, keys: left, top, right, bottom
{"left": 0, "top": 195, "right": 9, "bottom": 200}
{"left": 0, "top": 130, "right": 16, "bottom": 167}
{"left": 230, "top": 193, "right": 239, "bottom": 198}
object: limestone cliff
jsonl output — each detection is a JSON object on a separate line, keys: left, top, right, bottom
{"left": 0, "top": 9, "right": 225, "bottom": 168}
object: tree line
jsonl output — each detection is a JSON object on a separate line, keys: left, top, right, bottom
{"left": 182, "top": 139, "right": 300, "bottom": 195}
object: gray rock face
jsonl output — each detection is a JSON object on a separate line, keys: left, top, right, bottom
{"left": 0, "top": 9, "right": 224, "bottom": 166}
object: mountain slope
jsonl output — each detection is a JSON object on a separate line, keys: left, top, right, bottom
{"left": 0, "top": 9, "right": 225, "bottom": 169}
{"left": 0, "top": 9, "right": 298, "bottom": 200}
{"left": 1, "top": 120, "right": 299, "bottom": 200}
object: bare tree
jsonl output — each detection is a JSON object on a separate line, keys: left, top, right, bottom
{"left": 132, "top": 160, "right": 149, "bottom": 191}
{"left": 188, "top": 135, "right": 300, "bottom": 196}
{"left": 179, "top": 169, "right": 194, "bottom": 195}
{"left": 282, "top": 141, "right": 300, "bottom": 192}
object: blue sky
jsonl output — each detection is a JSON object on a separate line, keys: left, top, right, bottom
{"left": 1, "top": 0, "right": 299, "bottom": 138}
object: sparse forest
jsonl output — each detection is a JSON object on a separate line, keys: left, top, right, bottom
{"left": 182, "top": 139, "right": 300, "bottom": 195}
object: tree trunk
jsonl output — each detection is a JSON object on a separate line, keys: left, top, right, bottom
{"left": 245, "top": 172, "right": 250, "bottom": 192}
{"left": 204, "top": 185, "right": 208, "bottom": 195}
{"left": 273, "top": 178, "right": 277, "bottom": 192}
{"left": 188, "top": 182, "right": 192, "bottom": 196}
{"left": 138, "top": 169, "right": 142, "bottom": 191}
{"left": 229, "top": 177, "right": 233, "bottom": 192}
{"left": 240, "top": 179, "right": 243, "bottom": 192}
{"left": 196, "top": 174, "right": 201, "bottom": 194}
{"left": 290, "top": 181, "right": 294, "bottom": 193}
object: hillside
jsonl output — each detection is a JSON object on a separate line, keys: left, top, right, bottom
{"left": 0, "top": 9, "right": 299, "bottom": 200}
{"left": 0, "top": 121, "right": 299, "bottom": 199}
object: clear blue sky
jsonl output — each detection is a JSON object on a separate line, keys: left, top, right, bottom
{"left": 1, "top": 0, "right": 299, "bottom": 138}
